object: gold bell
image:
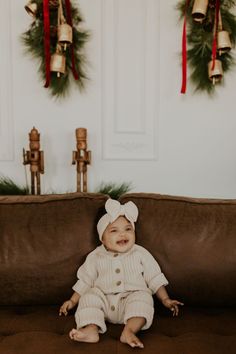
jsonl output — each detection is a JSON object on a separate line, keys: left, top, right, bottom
{"left": 58, "top": 23, "right": 73, "bottom": 51}
{"left": 217, "top": 30, "right": 232, "bottom": 55}
{"left": 208, "top": 59, "right": 223, "bottom": 85}
{"left": 25, "top": 2, "right": 38, "bottom": 17}
{"left": 50, "top": 52, "right": 66, "bottom": 77}
{"left": 192, "top": 0, "right": 209, "bottom": 22}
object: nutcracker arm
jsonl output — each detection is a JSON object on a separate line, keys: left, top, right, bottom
{"left": 40, "top": 151, "right": 44, "bottom": 174}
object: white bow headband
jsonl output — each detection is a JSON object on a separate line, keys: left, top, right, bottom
{"left": 97, "top": 199, "right": 139, "bottom": 241}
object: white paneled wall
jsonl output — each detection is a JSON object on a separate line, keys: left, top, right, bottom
{"left": 0, "top": 1, "right": 13, "bottom": 161}
{"left": 102, "top": 0, "right": 158, "bottom": 160}
{"left": 1, "top": 0, "right": 236, "bottom": 198}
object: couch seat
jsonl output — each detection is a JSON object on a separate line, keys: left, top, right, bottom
{"left": 0, "top": 306, "right": 235, "bottom": 354}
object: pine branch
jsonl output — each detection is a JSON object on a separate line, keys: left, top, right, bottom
{"left": 21, "top": 0, "right": 90, "bottom": 98}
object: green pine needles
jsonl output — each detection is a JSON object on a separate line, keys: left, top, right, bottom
{"left": 0, "top": 176, "right": 29, "bottom": 195}
{"left": 21, "top": 0, "right": 90, "bottom": 98}
{"left": 95, "top": 182, "right": 133, "bottom": 200}
{"left": 177, "top": 0, "right": 236, "bottom": 94}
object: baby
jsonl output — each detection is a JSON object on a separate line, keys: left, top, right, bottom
{"left": 59, "top": 199, "right": 183, "bottom": 348}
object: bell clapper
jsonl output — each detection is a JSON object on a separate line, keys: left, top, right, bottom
{"left": 212, "top": 77, "right": 216, "bottom": 85}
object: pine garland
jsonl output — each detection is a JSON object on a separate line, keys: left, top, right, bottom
{"left": 177, "top": 0, "right": 236, "bottom": 94}
{"left": 95, "top": 182, "right": 133, "bottom": 200}
{"left": 0, "top": 176, "right": 29, "bottom": 195}
{"left": 22, "top": 0, "right": 90, "bottom": 98}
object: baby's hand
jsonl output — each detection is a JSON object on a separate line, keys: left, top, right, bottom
{"left": 162, "top": 298, "right": 184, "bottom": 317}
{"left": 59, "top": 300, "right": 75, "bottom": 316}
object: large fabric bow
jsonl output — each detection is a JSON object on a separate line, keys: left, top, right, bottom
{"left": 97, "top": 199, "right": 139, "bottom": 241}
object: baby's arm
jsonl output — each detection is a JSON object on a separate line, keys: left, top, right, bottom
{"left": 156, "top": 286, "right": 184, "bottom": 316}
{"left": 59, "top": 291, "right": 80, "bottom": 316}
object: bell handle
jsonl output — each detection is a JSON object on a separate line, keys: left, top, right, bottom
{"left": 218, "top": 10, "right": 223, "bottom": 31}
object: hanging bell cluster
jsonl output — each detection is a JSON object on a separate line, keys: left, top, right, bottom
{"left": 50, "top": 0, "right": 73, "bottom": 77}
{"left": 191, "top": 0, "right": 232, "bottom": 85}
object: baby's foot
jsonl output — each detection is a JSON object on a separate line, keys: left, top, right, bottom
{"left": 69, "top": 325, "right": 99, "bottom": 343}
{"left": 120, "top": 328, "right": 144, "bottom": 349}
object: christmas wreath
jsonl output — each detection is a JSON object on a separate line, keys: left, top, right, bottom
{"left": 178, "top": 0, "right": 236, "bottom": 94}
{"left": 22, "top": 0, "right": 90, "bottom": 98}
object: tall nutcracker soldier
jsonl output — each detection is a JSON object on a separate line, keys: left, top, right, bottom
{"left": 23, "top": 127, "right": 44, "bottom": 195}
{"left": 72, "top": 128, "right": 91, "bottom": 192}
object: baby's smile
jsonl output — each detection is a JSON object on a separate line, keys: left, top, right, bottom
{"left": 116, "top": 239, "right": 129, "bottom": 246}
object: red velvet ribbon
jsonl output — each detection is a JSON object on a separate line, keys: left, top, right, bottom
{"left": 43, "top": 0, "right": 51, "bottom": 88}
{"left": 65, "top": 0, "right": 79, "bottom": 80}
{"left": 211, "top": 0, "right": 220, "bottom": 70}
{"left": 180, "top": 0, "right": 190, "bottom": 94}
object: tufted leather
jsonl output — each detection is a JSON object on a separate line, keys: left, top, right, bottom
{"left": 0, "top": 192, "right": 236, "bottom": 354}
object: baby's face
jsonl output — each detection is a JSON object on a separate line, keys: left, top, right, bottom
{"left": 102, "top": 216, "right": 135, "bottom": 253}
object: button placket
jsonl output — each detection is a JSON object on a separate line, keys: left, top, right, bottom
{"left": 113, "top": 259, "right": 123, "bottom": 289}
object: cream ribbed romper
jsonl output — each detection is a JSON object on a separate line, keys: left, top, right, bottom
{"left": 73, "top": 244, "right": 168, "bottom": 333}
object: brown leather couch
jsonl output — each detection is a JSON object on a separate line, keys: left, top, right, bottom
{"left": 0, "top": 193, "right": 235, "bottom": 354}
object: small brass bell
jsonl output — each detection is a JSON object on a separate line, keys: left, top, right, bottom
{"left": 50, "top": 52, "right": 66, "bottom": 77}
{"left": 58, "top": 23, "right": 73, "bottom": 51}
{"left": 208, "top": 59, "right": 223, "bottom": 85}
{"left": 217, "top": 30, "right": 232, "bottom": 55}
{"left": 25, "top": 2, "right": 38, "bottom": 17}
{"left": 192, "top": 0, "right": 209, "bottom": 22}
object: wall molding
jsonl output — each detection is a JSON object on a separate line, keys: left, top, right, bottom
{"left": 0, "top": 0, "right": 14, "bottom": 161}
{"left": 101, "top": 0, "right": 159, "bottom": 160}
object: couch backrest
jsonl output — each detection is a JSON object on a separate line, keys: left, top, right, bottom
{"left": 120, "top": 193, "right": 236, "bottom": 306}
{"left": 0, "top": 193, "right": 108, "bottom": 305}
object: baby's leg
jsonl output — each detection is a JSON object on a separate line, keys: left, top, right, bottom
{"left": 69, "top": 324, "right": 99, "bottom": 343}
{"left": 71, "top": 288, "right": 107, "bottom": 343}
{"left": 120, "top": 290, "right": 154, "bottom": 348}
{"left": 120, "top": 317, "right": 146, "bottom": 348}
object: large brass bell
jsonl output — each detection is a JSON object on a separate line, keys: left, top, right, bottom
{"left": 50, "top": 52, "right": 66, "bottom": 77}
{"left": 208, "top": 59, "right": 223, "bottom": 85}
{"left": 192, "top": 0, "right": 209, "bottom": 22}
{"left": 217, "top": 30, "right": 232, "bottom": 55}
{"left": 25, "top": 2, "right": 38, "bottom": 17}
{"left": 58, "top": 23, "right": 73, "bottom": 50}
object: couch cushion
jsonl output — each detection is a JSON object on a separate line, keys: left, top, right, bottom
{"left": 0, "top": 193, "right": 108, "bottom": 306}
{"left": 120, "top": 193, "right": 236, "bottom": 306}
{"left": 0, "top": 306, "right": 235, "bottom": 354}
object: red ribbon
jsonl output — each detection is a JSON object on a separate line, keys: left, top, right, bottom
{"left": 65, "top": 0, "right": 79, "bottom": 80}
{"left": 211, "top": 0, "right": 220, "bottom": 70}
{"left": 180, "top": 0, "right": 190, "bottom": 94}
{"left": 43, "top": 0, "right": 51, "bottom": 88}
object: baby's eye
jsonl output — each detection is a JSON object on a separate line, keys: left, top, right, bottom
{"left": 110, "top": 229, "right": 117, "bottom": 233}
{"left": 126, "top": 227, "right": 132, "bottom": 231}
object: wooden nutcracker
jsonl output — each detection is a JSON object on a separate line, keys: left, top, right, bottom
{"left": 23, "top": 127, "right": 44, "bottom": 195}
{"left": 72, "top": 128, "right": 91, "bottom": 192}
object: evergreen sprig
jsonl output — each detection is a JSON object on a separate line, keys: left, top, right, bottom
{"left": 177, "top": 0, "right": 236, "bottom": 94}
{"left": 21, "top": 0, "right": 90, "bottom": 98}
{"left": 95, "top": 182, "right": 133, "bottom": 200}
{"left": 0, "top": 176, "right": 29, "bottom": 195}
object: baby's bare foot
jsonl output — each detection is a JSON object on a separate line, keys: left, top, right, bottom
{"left": 69, "top": 325, "right": 99, "bottom": 343}
{"left": 120, "top": 328, "right": 144, "bottom": 349}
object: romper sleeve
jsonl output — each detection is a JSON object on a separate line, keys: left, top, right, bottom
{"left": 139, "top": 246, "right": 169, "bottom": 294}
{"left": 72, "top": 251, "right": 98, "bottom": 296}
